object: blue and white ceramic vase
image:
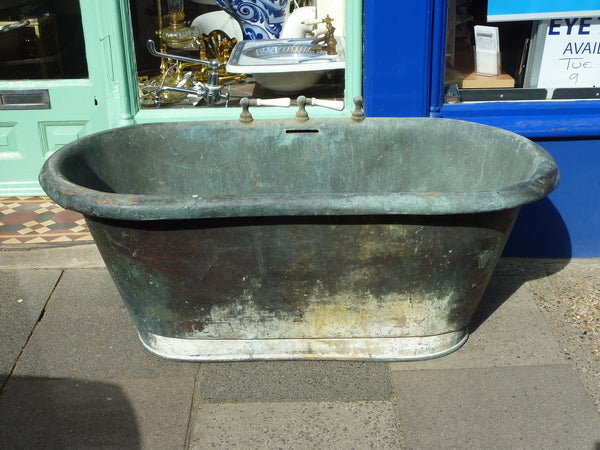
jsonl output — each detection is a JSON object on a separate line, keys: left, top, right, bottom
{"left": 215, "top": 0, "right": 291, "bottom": 40}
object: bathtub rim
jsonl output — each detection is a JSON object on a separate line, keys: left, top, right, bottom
{"left": 39, "top": 117, "right": 560, "bottom": 221}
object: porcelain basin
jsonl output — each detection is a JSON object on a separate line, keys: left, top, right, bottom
{"left": 226, "top": 38, "right": 344, "bottom": 92}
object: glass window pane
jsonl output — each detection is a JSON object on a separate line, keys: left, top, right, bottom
{"left": 0, "top": 0, "right": 88, "bottom": 80}
{"left": 444, "top": 0, "right": 600, "bottom": 103}
{"left": 130, "top": 0, "right": 346, "bottom": 109}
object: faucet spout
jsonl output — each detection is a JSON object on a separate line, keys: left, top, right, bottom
{"left": 147, "top": 40, "right": 228, "bottom": 107}
{"left": 310, "top": 35, "right": 326, "bottom": 46}
{"left": 154, "top": 86, "right": 205, "bottom": 108}
{"left": 309, "top": 15, "right": 337, "bottom": 55}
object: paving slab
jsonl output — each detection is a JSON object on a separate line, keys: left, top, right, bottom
{"left": 0, "top": 375, "right": 195, "bottom": 450}
{"left": 391, "top": 365, "right": 600, "bottom": 449}
{"left": 12, "top": 268, "right": 200, "bottom": 379}
{"left": 0, "top": 244, "right": 104, "bottom": 270}
{"left": 199, "top": 360, "right": 392, "bottom": 403}
{"left": 112, "top": 376, "right": 196, "bottom": 450}
{"left": 190, "top": 400, "right": 404, "bottom": 449}
{"left": 0, "top": 269, "right": 61, "bottom": 386}
{"left": 531, "top": 259, "right": 600, "bottom": 411}
{"left": 389, "top": 275, "right": 565, "bottom": 371}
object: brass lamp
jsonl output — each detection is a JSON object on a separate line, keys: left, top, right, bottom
{"left": 160, "top": 0, "right": 194, "bottom": 49}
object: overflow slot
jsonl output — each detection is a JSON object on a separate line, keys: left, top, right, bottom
{"left": 285, "top": 129, "right": 320, "bottom": 134}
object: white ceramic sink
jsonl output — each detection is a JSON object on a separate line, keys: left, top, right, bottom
{"left": 226, "top": 38, "right": 344, "bottom": 92}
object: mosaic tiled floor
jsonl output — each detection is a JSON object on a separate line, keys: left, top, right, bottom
{"left": 0, "top": 196, "right": 93, "bottom": 246}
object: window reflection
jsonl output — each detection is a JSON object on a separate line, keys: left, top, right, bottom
{"left": 0, "top": 0, "right": 87, "bottom": 80}
{"left": 444, "top": 0, "right": 600, "bottom": 103}
{"left": 445, "top": 0, "right": 532, "bottom": 101}
{"left": 131, "top": 0, "right": 346, "bottom": 109}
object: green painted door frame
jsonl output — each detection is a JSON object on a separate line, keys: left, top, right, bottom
{"left": 0, "top": 0, "right": 135, "bottom": 195}
{"left": 0, "top": 0, "right": 362, "bottom": 195}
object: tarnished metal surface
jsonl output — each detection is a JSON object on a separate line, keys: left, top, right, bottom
{"left": 39, "top": 117, "right": 559, "bottom": 361}
{"left": 86, "top": 211, "right": 516, "bottom": 341}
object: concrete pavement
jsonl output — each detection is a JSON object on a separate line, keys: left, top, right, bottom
{"left": 1, "top": 245, "right": 599, "bottom": 449}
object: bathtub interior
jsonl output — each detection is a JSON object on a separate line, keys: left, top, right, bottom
{"left": 58, "top": 118, "right": 544, "bottom": 199}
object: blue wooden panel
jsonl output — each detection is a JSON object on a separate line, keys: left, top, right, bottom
{"left": 441, "top": 101, "right": 600, "bottom": 139}
{"left": 504, "top": 139, "right": 600, "bottom": 258}
{"left": 362, "top": 0, "right": 434, "bottom": 117}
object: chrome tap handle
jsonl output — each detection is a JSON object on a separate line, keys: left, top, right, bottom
{"left": 148, "top": 39, "right": 226, "bottom": 108}
{"left": 146, "top": 40, "right": 219, "bottom": 69}
{"left": 223, "top": 85, "right": 231, "bottom": 104}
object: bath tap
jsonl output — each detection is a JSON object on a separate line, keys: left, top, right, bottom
{"left": 147, "top": 40, "right": 228, "bottom": 107}
{"left": 309, "top": 15, "right": 337, "bottom": 55}
{"left": 238, "top": 96, "right": 344, "bottom": 123}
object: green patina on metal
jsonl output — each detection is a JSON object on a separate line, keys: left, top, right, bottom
{"left": 39, "top": 116, "right": 559, "bottom": 361}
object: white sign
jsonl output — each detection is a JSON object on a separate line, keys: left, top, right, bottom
{"left": 536, "top": 17, "right": 600, "bottom": 88}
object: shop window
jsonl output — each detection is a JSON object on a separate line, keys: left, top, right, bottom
{"left": 130, "top": 0, "right": 348, "bottom": 110}
{"left": 0, "top": 0, "right": 88, "bottom": 80}
{"left": 444, "top": 0, "right": 600, "bottom": 103}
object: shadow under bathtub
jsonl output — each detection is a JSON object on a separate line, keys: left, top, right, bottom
{"left": 469, "top": 198, "right": 571, "bottom": 333}
{"left": 0, "top": 376, "right": 140, "bottom": 449}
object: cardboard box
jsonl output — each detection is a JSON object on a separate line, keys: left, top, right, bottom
{"left": 461, "top": 72, "right": 515, "bottom": 89}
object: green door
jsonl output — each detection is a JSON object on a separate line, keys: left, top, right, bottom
{"left": 0, "top": 0, "right": 110, "bottom": 195}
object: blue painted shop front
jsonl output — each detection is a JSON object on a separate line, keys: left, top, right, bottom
{"left": 363, "top": 0, "right": 599, "bottom": 258}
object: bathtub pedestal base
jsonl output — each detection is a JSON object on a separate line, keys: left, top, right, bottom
{"left": 138, "top": 328, "right": 468, "bottom": 362}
